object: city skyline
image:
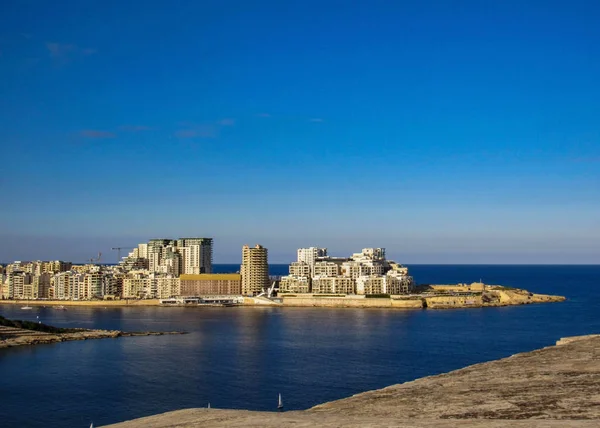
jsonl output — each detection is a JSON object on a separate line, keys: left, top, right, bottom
{"left": 1, "top": 1, "right": 599, "bottom": 264}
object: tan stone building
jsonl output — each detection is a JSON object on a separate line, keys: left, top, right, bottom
{"left": 156, "top": 277, "right": 181, "bottom": 299}
{"left": 241, "top": 245, "right": 269, "bottom": 295}
{"left": 313, "top": 261, "right": 340, "bottom": 277}
{"left": 289, "top": 261, "right": 310, "bottom": 277}
{"left": 179, "top": 274, "right": 241, "bottom": 296}
{"left": 279, "top": 276, "right": 310, "bottom": 294}
{"left": 386, "top": 272, "right": 413, "bottom": 294}
{"left": 356, "top": 275, "right": 386, "bottom": 295}
{"left": 122, "top": 277, "right": 150, "bottom": 298}
{"left": 312, "top": 276, "right": 355, "bottom": 294}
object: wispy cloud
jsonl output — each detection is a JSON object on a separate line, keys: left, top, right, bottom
{"left": 309, "top": 118, "right": 324, "bottom": 123}
{"left": 255, "top": 113, "right": 271, "bottom": 118}
{"left": 119, "top": 125, "right": 152, "bottom": 132}
{"left": 175, "top": 125, "right": 218, "bottom": 139}
{"left": 175, "top": 118, "right": 236, "bottom": 139}
{"left": 218, "top": 118, "right": 235, "bottom": 126}
{"left": 570, "top": 156, "right": 600, "bottom": 163}
{"left": 46, "top": 42, "right": 96, "bottom": 63}
{"left": 80, "top": 130, "right": 116, "bottom": 139}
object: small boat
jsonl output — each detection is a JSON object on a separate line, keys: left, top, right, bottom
{"left": 21, "top": 306, "right": 33, "bottom": 310}
{"left": 278, "top": 393, "right": 283, "bottom": 410}
{"left": 54, "top": 305, "right": 67, "bottom": 311}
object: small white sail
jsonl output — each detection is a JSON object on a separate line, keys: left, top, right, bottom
{"left": 278, "top": 393, "right": 283, "bottom": 409}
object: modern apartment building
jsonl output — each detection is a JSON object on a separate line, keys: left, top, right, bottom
{"left": 241, "top": 244, "right": 269, "bottom": 295}
{"left": 313, "top": 261, "right": 340, "bottom": 277}
{"left": 178, "top": 238, "right": 213, "bottom": 274}
{"left": 4, "top": 272, "right": 31, "bottom": 299}
{"left": 83, "top": 272, "right": 104, "bottom": 299}
{"left": 280, "top": 247, "right": 413, "bottom": 295}
{"left": 279, "top": 275, "right": 310, "bottom": 293}
{"left": 123, "top": 277, "right": 151, "bottom": 299}
{"left": 297, "top": 247, "right": 327, "bottom": 273}
{"left": 289, "top": 261, "right": 310, "bottom": 277}
{"left": 356, "top": 275, "right": 386, "bottom": 295}
{"left": 147, "top": 239, "right": 176, "bottom": 273}
{"left": 132, "top": 237, "right": 213, "bottom": 275}
{"left": 155, "top": 276, "right": 181, "bottom": 299}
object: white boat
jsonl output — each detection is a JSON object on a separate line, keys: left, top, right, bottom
{"left": 278, "top": 393, "right": 283, "bottom": 410}
{"left": 21, "top": 306, "right": 33, "bottom": 310}
{"left": 54, "top": 305, "right": 67, "bottom": 311}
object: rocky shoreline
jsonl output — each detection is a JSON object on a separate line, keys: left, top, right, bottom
{"left": 104, "top": 334, "right": 600, "bottom": 427}
{"left": 0, "top": 324, "right": 186, "bottom": 349}
{"left": 279, "top": 286, "right": 565, "bottom": 309}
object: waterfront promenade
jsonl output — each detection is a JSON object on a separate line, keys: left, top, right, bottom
{"left": 0, "top": 284, "right": 565, "bottom": 310}
{"left": 105, "top": 334, "right": 600, "bottom": 427}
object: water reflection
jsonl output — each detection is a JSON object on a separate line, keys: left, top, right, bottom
{"left": 1, "top": 265, "right": 599, "bottom": 428}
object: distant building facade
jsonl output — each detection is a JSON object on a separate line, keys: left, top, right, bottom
{"left": 180, "top": 274, "right": 241, "bottom": 296}
{"left": 241, "top": 245, "right": 269, "bottom": 295}
{"left": 279, "top": 247, "right": 413, "bottom": 296}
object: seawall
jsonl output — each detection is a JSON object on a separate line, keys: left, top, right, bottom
{"left": 281, "top": 295, "right": 423, "bottom": 309}
{"left": 0, "top": 299, "right": 161, "bottom": 307}
{"left": 0, "top": 286, "right": 565, "bottom": 310}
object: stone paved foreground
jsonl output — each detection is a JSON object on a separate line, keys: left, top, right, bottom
{"left": 105, "top": 335, "right": 600, "bottom": 427}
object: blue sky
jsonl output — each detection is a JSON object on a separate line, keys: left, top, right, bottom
{"left": 1, "top": 0, "right": 599, "bottom": 264}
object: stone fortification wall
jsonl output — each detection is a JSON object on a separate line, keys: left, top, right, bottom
{"left": 430, "top": 282, "right": 487, "bottom": 292}
{"left": 281, "top": 295, "right": 423, "bottom": 309}
{"left": 424, "top": 295, "right": 484, "bottom": 308}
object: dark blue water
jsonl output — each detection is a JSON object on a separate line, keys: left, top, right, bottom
{"left": 1, "top": 265, "right": 598, "bottom": 428}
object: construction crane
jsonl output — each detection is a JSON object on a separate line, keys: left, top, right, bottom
{"left": 88, "top": 252, "right": 102, "bottom": 264}
{"left": 111, "top": 247, "right": 134, "bottom": 264}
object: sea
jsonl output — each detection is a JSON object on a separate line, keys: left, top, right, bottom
{"left": 0, "top": 264, "right": 598, "bottom": 428}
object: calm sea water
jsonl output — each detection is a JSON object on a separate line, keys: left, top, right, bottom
{"left": 0, "top": 265, "right": 598, "bottom": 428}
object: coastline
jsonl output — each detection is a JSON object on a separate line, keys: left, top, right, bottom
{"left": 0, "top": 299, "right": 162, "bottom": 307}
{"left": 0, "top": 326, "right": 184, "bottom": 350}
{"left": 0, "top": 285, "right": 565, "bottom": 310}
{"left": 0, "top": 317, "right": 185, "bottom": 349}
{"left": 104, "top": 334, "right": 600, "bottom": 427}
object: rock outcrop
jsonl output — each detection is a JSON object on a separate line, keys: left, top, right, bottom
{"left": 104, "top": 334, "right": 600, "bottom": 427}
{"left": 0, "top": 325, "right": 185, "bottom": 349}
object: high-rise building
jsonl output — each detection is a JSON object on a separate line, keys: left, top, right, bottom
{"left": 147, "top": 239, "right": 175, "bottom": 272}
{"left": 241, "top": 244, "right": 269, "bottom": 295}
{"left": 297, "top": 247, "right": 327, "bottom": 274}
{"left": 144, "top": 237, "right": 212, "bottom": 275}
{"left": 178, "top": 238, "right": 213, "bottom": 274}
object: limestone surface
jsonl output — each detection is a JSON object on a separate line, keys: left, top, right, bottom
{"left": 105, "top": 335, "right": 600, "bottom": 427}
